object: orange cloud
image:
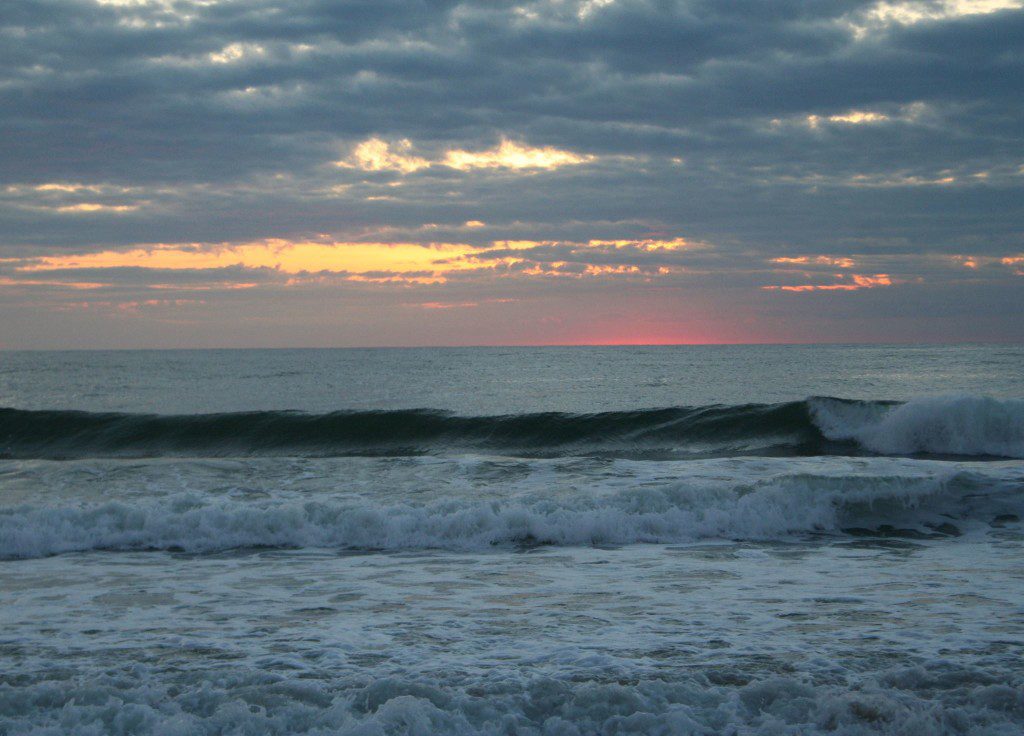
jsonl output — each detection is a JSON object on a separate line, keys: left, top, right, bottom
{"left": 19, "top": 240, "right": 482, "bottom": 280}
{"left": 1003, "top": 256, "right": 1024, "bottom": 275}
{"left": 0, "top": 277, "right": 108, "bottom": 289}
{"left": 14, "top": 237, "right": 700, "bottom": 286}
{"left": 772, "top": 255, "right": 856, "bottom": 268}
{"left": 413, "top": 301, "right": 480, "bottom": 309}
{"left": 763, "top": 274, "right": 893, "bottom": 291}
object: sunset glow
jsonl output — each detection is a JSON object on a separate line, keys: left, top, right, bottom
{"left": 13, "top": 237, "right": 702, "bottom": 286}
{"left": 19, "top": 241, "right": 481, "bottom": 277}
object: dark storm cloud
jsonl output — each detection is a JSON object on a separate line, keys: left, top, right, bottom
{"left": 3, "top": 0, "right": 1021, "bottom": 171}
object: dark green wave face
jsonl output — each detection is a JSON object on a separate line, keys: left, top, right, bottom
{"left": 0, "top": 398, "right": 919, "bottom": 460}
{"left": 0, "top": 401, "right": 844, "bottom": 460}
{"left": 5, "top": 394, "right": 1020, "bottom": 460}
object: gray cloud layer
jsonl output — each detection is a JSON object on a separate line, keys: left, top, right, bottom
{"left": 1, "top": 0, "right": 1022, "bottom": 346}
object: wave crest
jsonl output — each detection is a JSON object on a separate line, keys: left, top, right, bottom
{"left": 1, "top": 394, "right": 1021, "bottom": 460}
{"left": 811, "top": 395, "right": 1024, "bottom": 458}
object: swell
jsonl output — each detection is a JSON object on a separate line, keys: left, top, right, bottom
{"left": 2, "top": 469, "right": 1020, "bottom": 559}
{"left": 0, "top": 402, "right": 826, "bottom": 459}
{"left": 0, "top": 394, "right": 1021, "bottom": 460}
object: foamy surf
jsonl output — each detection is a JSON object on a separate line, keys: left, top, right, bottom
{"left": 811, "top": 395, "right": 1024, "bottom": 458}
{"left": 3, "top": 463, "right": 1019, "bottom": 559}
{"left": 5, "top": 664, "right": 1021, "bottom": 736}
{"left": 4, "top": 348, "right": 1024, "bottom": 736}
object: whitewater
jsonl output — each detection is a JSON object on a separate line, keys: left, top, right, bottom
{"left": 2, "top": 345, "right": 1023, "bottom": 734}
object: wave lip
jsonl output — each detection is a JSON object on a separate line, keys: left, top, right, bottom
{"left": 1, "top": 394, "right": 1021, "bottom": 460}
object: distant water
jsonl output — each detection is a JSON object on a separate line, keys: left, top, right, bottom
{"left": 2, "top": 345, "right": 1023, "bottom": 734}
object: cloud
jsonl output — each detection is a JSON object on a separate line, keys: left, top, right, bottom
{"left": 849, "top": 0, "right": 1023, "bottom": 38}
{"left": 336, "top": 137, "right": 597, "bottom": 174}
{"left": 5, "top": 236, "right": 705, "bottom": 288}
{"left": 0, "top": 0, "right": 1022, "bottom": 345}
{"left": 52, "top": 203, "right": 140, "bottom": 214}
{"left": 762, "top": 274, "right": 894, "bottom": 292}
{"left": 772, "top": 256, "right": 856, "bottom": 268}
{"left": 441, "top": 139, "right": 596, "bottom": 171}
{"left": 339, "top": 139, "right": 431, "bottom": 174}
{"left": 15, "top": 240, "right": 481, "bottom": 281}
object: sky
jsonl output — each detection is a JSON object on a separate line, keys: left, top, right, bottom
{"left": 1, "top": 0, "right": 1022, "bottom": 348}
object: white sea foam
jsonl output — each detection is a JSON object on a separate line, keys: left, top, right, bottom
{"left": 2, "top": 467, "right": 1018, "bottom": 558}
{"left": 811, "top": 395, "right": 1024, "bottom": 458}
{"left": 2, "top": 665, "right": 1022, "bottom": 735}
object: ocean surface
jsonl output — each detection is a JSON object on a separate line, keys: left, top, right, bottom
{"left": 1, "top": 344, "right": 1023, "bottom": 735}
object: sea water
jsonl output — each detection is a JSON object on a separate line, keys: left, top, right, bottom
{"left": 1, "top": 345, "right": 1023, "bottom": 734}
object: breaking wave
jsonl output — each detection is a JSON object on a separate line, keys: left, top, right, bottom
{"left": 2, "top": 468, "right": 1020, "bottom": 559}
{"left": 810, "top": 395, "right": 1024, "bottom": 458}
{"left": 1, "top": 394, "right": 1021, "bottom": 460}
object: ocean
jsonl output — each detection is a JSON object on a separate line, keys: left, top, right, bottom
{"left": 1, "top": 344, "right": 1023, "bottom": 735}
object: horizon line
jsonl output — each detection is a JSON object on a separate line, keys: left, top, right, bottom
{"left": 2, "top": 339, "right": 1022, "bottom": 352}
